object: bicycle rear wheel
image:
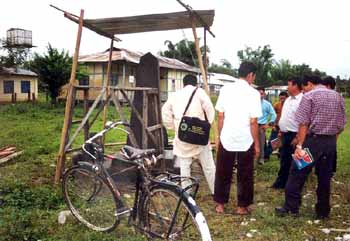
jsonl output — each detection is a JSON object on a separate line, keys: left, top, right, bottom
{"left": 62, "top": 166, "right": 119, "bottom": 232}
{"left": 140, "top": 186, "right": 212, "bottom": 241}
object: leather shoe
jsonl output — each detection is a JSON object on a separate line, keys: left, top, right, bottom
{"left": 275, "top": 207, "right": 299, "bottom": 217}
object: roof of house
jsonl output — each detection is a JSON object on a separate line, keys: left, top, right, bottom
{"left": 79, "top": 48, "right": 200, "bottom": 73}
{"left": 0, "top": 67, "right": 37, "bottom": 77}
{"left": 265, "top": 85, "right": 288, "bottom": 90}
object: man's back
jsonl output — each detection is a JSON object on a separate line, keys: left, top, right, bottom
{"left": 215, "top": 80, "right": 261, "bottom": 151}
{"left": 296, "top": 86, "right": 345, "bottom": 135}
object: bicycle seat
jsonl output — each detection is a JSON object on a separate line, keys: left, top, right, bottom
{"left": 121, "top": 145, "right": 156, "bottom": 161}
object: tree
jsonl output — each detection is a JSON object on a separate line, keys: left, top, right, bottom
{"left": 270, "top": 59, "right": 294, "bottom": 85}
{"left": 160, "top": 39, "right": 209, "bottom": 67}
{"left": 208, "top": 59, "right": 237, "bottom": 77}
{"left": 0, "top": 39, "right": 31, "bottom": 67}
{"left": 237, "top": 45, "right": 274, "bottom": 86}
{"left": 29, "top": 44, "right": 72, "bottom": 103}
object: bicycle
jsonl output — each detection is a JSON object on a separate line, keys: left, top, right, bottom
{"left": 62, "top": 121, "right": 212, "bottom": 241}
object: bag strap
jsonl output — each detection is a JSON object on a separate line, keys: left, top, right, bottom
{"left": 182, "top": 87, "right": 208, "bottom": 121}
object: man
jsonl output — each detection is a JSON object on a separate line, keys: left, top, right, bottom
{"left": 214, "top": 62, "right": 261, "bottom": 215}
{"left": 323, "top": 76, "right": 336, "bottom": 90}
{"left": 271, "top": 77, "right": 303, "bottom": 189}
{"left": 162, "top": 74, "right": 216, "bottom": 194}
{"left": 275, "top": 75, "right": 346, "bottom": 219}
{"left": 257, "top": 87, "right": 277, "bottom": 164}
{"left": 265, "top": 91, "right": 289, "bottom": 160}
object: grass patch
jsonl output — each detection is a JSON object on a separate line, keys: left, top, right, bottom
{"left": 0, "top": 97, "right": 349, "bottom": 240}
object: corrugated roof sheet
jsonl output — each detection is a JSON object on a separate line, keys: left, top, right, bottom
{"left": 79, "top": 48, "right": 200, "bottom": 73}
{"left": 78, "top": 10, "right": 214, "bottom": 35}
{"left": 0, "top": 67, "right": 37, "bottom": 77}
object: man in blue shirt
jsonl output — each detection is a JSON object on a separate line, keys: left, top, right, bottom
{"left": 257, "top": 87, "right": 277, "bottom": 164}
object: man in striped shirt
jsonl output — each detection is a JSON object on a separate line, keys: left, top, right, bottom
{"left": 275, "top": 75, "right": 346, "bottom": 219}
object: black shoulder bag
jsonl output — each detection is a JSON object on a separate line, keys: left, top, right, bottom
{"left": 178, "top": 87, "right": 211, "bottom": 145}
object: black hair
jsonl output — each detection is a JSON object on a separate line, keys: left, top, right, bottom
{"left": 302, "top": 75, "right": 321, "bottom": 86}
{"left": 257, "top": 86, "right": 265, "bottom": 92}
{"left": 183, "top": 74, "right": 197, "bottom": 86}
{"left": 238, "top": 61, "right": 257, "bottom": 78}
{"left": 287, "top": 77, "right": 302, "bottom": 90}
{"left": 279, "top": 91, "right": 289, "bottom": 97}
{"left": 323, "top": 76, "right": 336, "bottom": 90}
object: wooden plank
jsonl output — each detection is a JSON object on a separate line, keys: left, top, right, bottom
{"left": 120, "top": 89, "right": 158, "bottom": 147}
{"left": 142, "top": 92, "right": 148, "bottom": 149}
{"left": 64, "top": 88, "right": 106, "bottom": 152}
{"left": 147, "top": 124, "right": 162, "bottom": 132}
{"left": 0, "top": 151, "right": 23, "bottom": 165}
{"left": 110, "top": 90, "right": 139, "bottom": 148}
{"left": 55, "top": 9, "right": 84, "bottom": 184}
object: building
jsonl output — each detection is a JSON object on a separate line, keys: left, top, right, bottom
{"left": 205, "top": 73, "right": 238, "bottom": 95}
{"left": 0, "top": 67, "right": 38, "bottom": 103}
{"left": 59, "top": 48, "right": 200, "bottom": 102}
{"left": 265, "top": 85, "right": 288, "bottom": 102}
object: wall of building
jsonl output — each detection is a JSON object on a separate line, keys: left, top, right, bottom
{"left": 0, "top": 75, "right": 38, "bottom": 102}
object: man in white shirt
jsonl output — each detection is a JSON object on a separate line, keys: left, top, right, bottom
{"left": 214, "top": 62, "right": 262, "bottom": 215}
{"left": 271, "top": 77, "right": 303, "bottom": 189}
{"left": 162, "top": 74, "right": 216, "bottom": 194}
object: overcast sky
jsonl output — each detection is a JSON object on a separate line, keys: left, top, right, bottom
{"left": 1, "top": 0, "right": 349, "bottom": 78}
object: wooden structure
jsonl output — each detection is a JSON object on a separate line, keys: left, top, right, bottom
{"left": 53, "top": 1, "right": 216, "bottom": 183}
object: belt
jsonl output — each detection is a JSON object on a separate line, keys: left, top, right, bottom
{"left": 307, "top": 133, "right": 336, "bottom": 138}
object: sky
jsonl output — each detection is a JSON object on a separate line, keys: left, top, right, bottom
{"left": 1, "top": 0, "right": 350, "bottom": 78}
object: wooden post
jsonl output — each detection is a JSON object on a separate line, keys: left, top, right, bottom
{"left": 191, "top": 19, "right": 218, "bottom": 150}
{"left": 83, "top": 89, "right": 89, "bottom": 140}
{"left": 142, "top": 91, "right": 148, "bottom": 148}
{"left": 102, "top": 39, "right": 114, "bottom": 138}
{"left": 55, "top": 9, "right": 84, "bottom": 184}
{"left": 191, "top": 18, "right": 208, "bottom": 92}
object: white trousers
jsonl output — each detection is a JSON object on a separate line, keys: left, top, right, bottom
{"left": 175, "top": 145, "right": 216, "bottom": 194}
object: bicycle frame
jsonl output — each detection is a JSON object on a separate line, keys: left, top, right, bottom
{"left": 78, "top": 121, "right": 201, "bottom": 239}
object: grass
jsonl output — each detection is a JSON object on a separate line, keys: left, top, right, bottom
{"left": 0, "top": 96, "right": 349, "bottom": 241}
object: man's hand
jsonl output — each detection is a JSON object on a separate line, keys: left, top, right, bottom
{"left": 261, "top": 124, "right": 269, "bottom": 130}
{"left": 254, "top": 144, "right": 260, "bottom": 160}
{"left": 294, "top": 147, "right": 305, "bottom": 160}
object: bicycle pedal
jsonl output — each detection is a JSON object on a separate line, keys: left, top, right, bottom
{"left": 115, "top": 207, "right": 132, "bottom": 218}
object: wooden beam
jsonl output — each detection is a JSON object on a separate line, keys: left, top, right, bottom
{"left": 110, "top": 90, "right": 139, "bottom": 148}
{"left": 83, "top": 89, "right": 89, "bottom": 140}
{"left": 55, "top": 9, "right": 84, "bottom": 184}
{"left": 0, "top": 151, "right": 23, "bottom": 165}
{"left": 102, "top": 39, "right": 114, "bottom": 141}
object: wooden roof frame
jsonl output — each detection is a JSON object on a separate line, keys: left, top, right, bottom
{"left": 53, "top": 2, "right": 217, "bottom": 183}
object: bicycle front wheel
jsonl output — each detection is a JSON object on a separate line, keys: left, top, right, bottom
{"left": 62, "top": 166, "right": 119, "bottom": 232}
{"left": 141, "top": 186, "right": 212, "bottom": 241}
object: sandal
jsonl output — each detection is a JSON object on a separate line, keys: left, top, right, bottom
{"left": 215, "top": 204, "right": 224, "bottom": 214}
{"left": 235, "top": 207, "right": 251, "bottom": 215}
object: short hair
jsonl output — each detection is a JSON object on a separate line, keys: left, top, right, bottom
{"left": 323, "top": 76, "right": 336, "bottom": 90}
{"left": 302, "top": 75, "right": 321, "bottom": 86}
{"left": 238, "top": 61, "right": 257, "bottom": 78}
{"left": 183, "top": 74, "right": 197, "bottom": 86}
{"left": 279, "top": 91, "right": 289, "bottom": 97}
{"left": 287, "top": 77, "right": 302, "bottom": 90}
{"left": 257, "top": 86, "right": 265, "bottom": 92}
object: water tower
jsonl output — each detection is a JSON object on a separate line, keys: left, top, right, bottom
{"left": 4, "top": 28, "right": 35, "bottom": 48}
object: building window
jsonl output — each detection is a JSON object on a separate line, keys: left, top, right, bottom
{"left": 78, "top": 75, "right": 89, "bottom": 86}
{"left": 171, "top": 79, "right": 176, "bottom": 91}
{"left": 4, "top": 80, "right": 14, "bottom": 94}
{"left": 21, "top": 81, "right": 31, "bottom": 93}
{"left": 110, "top": 75, "right": 118, "bottom": 86}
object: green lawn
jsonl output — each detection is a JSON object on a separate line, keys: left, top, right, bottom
{"left": 0, "top": 97, "right": 349, "bottom": 241}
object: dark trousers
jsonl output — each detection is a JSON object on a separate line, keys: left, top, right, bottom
{"left": 214, "top": 142, "right": 254, "bottom": 207}
{"left": 284, "top": 134, "right": 336, "bottom": 217}
{"left": 272, "top": 131, "right": 297, "bottom": 188}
